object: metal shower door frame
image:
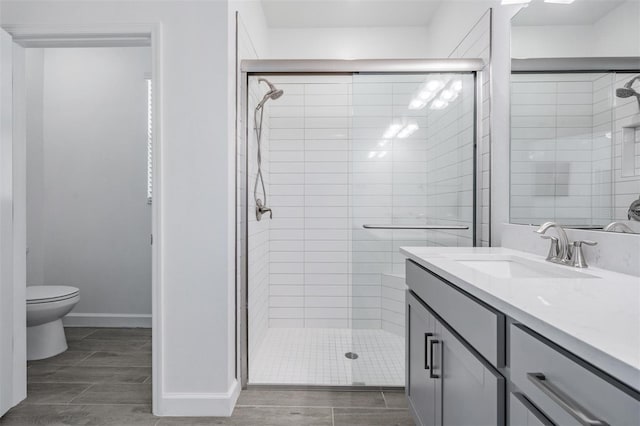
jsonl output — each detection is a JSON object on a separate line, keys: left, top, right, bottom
{"left": 238, "top": 58, "right": 486, "bottom": 389}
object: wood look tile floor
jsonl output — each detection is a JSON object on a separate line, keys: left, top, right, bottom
{"left": 0, "top": 327, "right": 414, "bottom": 426}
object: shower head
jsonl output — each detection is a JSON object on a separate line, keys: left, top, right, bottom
{"left": 616, "top": 75, "right": 640, "bottom": 109}
{"left": 256, "top": 78, "right": 284, "bottom": 109}
{"left": 616, "top": 87, "right": 637, "bottom": 98}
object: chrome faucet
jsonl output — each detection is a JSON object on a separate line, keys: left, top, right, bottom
{"left": 570, "top": 240, "right": 598, "bottom": 268}
{"left": 535, "top": 222, "right": 570, "bottom": 264}
{"left": 603, "top": 221, "right": 635, "bottom": 233}
{"left": 535, "top": 222, "right": 598, "bottom": 268}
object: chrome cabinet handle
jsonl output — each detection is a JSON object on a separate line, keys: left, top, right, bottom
{"left": 424, "top": 333, "right": 433, "bottom": 370}
{"left": 527, "top": 373, "right": 609, "bottom": 426}
{"left": 429, "top": 340, "right": 440, "bottom": 379}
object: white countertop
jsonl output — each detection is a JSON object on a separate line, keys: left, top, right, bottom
{"left": 400, "top": 246, "right": 640, "bottom": 391}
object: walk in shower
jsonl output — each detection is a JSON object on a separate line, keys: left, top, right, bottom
{"left": 238, "top": 60, "right": 482, "bottom": 387}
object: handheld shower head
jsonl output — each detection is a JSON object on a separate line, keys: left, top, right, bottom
{"left": 622, "top": 75, "right": 640, "bottom": 89}
{"left": 616, "top": 74, "right": 640, "bottom": 110}
{"left": 256, "top": 78, "right": 284, "bottom": 109}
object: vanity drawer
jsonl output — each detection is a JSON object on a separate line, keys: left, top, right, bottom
{"left": 510, "top": 323, "right": 640, "bottom": 426}
{"left": 406, "top": 259, "right": 504, "bottom": 367}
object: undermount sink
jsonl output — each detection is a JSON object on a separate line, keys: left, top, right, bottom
{"left": 450, "top": 255, "right": 597, "bottom": 279}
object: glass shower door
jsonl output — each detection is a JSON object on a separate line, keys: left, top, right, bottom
{"left": 348, "top": 73, "right": 476, "bottom": 386}
{"left": 244, "top": 70, "right": 476, "bottom": 388}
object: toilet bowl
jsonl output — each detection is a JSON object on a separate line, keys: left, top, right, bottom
{"left": 26, "top": 286, "right": 80, "bottom": 361}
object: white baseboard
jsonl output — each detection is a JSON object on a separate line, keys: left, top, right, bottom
{"left": 157, "top": 379, "right": 240, "bottom": 417}
{"left": 63, "top": 313, "right": 152, "bottom": 328}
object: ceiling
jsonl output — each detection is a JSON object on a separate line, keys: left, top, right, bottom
{"left": 261, "top": 0, "right": 444, "bottom": 28}
{"left": 512, "top": 0, "right": 626, "bottom": 26}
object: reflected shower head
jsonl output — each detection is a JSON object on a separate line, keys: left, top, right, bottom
{"left": 616, "top": 75, "right": 640, "bottom": 109}
{"left": 256, "top": 78, "right": 284, "bottom": 109}
{"left": 616, "top": 87, "right": 636, "bottom": 97}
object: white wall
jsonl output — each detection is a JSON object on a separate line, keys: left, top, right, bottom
{"left": 268, "top": 26, "right": 430, "bottom": 59}
{"left": 0, "top": 28, "right": 27, "bottom": 416}
{"left": 592, "top": 1, "right": 640, "bottom": 57}
{"left": 512, "top": 0, "right": 640, "bottom": 58}
{"left": 425, "top": 1, "right": 497, "bottom": 57}
{"left": 25, "top": 47, "right": 152, "bottom": 325}
{"left": 25, "top": 49, "right": 44, "bottom": 287}
{"left": 3, "top": 0, "right": 239, "bottom": 416}
{"left": 511, "top": 25, "right": 595, "bottom": 58}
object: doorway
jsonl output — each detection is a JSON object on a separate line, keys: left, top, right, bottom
{"left": 0, "top": 28, "right": 161, "bottom": 416}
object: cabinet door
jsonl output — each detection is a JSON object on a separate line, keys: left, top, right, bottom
{"left": 510, "top": 392, "right": 555, "bottom": 426}
{"left": 438, "top": 323, "right": 505, "bottom": 426}
{"left": 407, "top": 292, "right": 438, "bottom": 426}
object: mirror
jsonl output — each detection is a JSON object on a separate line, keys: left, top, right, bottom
{"left": 509, "top": 0, "right": 640, "bottom": 233}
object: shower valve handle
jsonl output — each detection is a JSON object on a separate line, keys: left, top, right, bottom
{"left": 256, "top": 199, "right": 273, "bottom": 221}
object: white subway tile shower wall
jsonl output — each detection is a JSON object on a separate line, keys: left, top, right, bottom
{"left": 510, "top": 72, "right": 640, "bottom": 226}
{"left": 613, "top": 72, "right": 640, "bottom": 220}
{"left": 592, "top": 74, "right": 614, "bottom": 225}
{"left": 381, "top": 274, "right": 406, "bottom": 337}
{"left": 449, "top": 9, "right": 491, "bottom": 247}
{"left": 247, "top": 75, "right": 270, "bottom": 364}
{"left": 237, "top": 19, "right": 272, "bottom": 370}
{"left": 265, "top": 74, "right": 475, "bottom": 331}
{"left": 511, "top": 74, "right": 599, "bottom": 226}
{"left": 268, "top": 75, "right": 352, "bottom": 330}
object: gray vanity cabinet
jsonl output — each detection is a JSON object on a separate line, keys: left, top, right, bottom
{"left": 407, "top": 290, "right": 504, "bottom": 426}
{"left": 407, "top": 291, "right": 440, "bottom": 426}
{"left": 510, "top": 324, "right": 640, "bottom": 426}
{"left": 439, "top": 324, "right": 503, "bottom": 426}
{"left": 406, "top": 257, "right": 640, "bottom": 426}
{"left": 509, "top": 393, "right": 554, "bottom": 426}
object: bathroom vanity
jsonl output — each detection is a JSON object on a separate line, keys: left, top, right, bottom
{"left": 402, "top": 247, "right": 640, "bottom": 426}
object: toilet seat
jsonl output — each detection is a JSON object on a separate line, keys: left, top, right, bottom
{"left": 27, "top": 286, "right": 80, "bottom": 305}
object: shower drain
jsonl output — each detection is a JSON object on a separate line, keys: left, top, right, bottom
{"left": 344, "top": 352, "right": 359, "bottom": 360}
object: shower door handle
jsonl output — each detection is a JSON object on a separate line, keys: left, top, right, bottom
{"left": 362, "top": 224, "right": 469, "bottom": 230}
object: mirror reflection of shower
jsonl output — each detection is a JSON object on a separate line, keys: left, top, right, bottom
{"left": 254, "top": 78, "right": 283, "bottom": 221}
{"left": 616, "top": 74, "right": 640, "bottom": 110}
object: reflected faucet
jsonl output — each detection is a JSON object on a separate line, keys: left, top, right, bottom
{"left": 603, "top": 221, "right": 635, "bottom": 233}
{"left": 535, "top": 222, "right": 570, "bottom": 264}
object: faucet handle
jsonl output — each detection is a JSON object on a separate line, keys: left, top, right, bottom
{"left": 570, "top": 240, "right": 597, "bottom": 268}
{"left": 573, "top": 240, "right": 597, "bottom": 247}
{"left": 540, "top": 235, "right": 559, "bottom": 261}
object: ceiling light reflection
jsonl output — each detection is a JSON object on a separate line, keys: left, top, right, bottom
{"left": 430, "top": 99, "right": 448, "bottom": 110}
{"left": 383, "top": 123, "right": 403, "bottom": 139}
{"left": 397, "top": 123, "right": 419, "bottom": 139}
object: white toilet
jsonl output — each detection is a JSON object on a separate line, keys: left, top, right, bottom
{"left": 26, "top": 286, "right": 80, "bottom": 361}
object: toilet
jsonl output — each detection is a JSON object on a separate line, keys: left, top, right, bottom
{"left": 26, "top": 286, "right": 80, "bottom": 361}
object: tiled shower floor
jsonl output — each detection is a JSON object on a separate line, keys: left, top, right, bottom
{"left": 249, "top": 328, "right": 405, "bottom": 387}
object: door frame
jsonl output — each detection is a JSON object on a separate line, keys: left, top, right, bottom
{"left": 0, "top": 22, "right": 163, "bottom": 414}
